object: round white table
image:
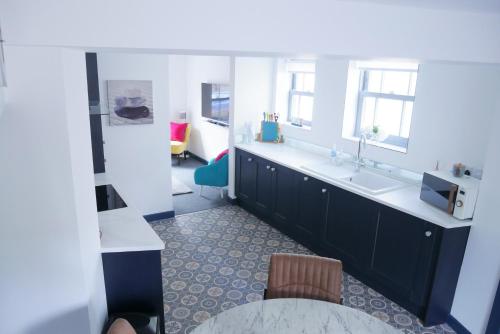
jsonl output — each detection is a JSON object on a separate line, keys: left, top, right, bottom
{"left": 191, "top": 298, "right": 402, "bottom": 334}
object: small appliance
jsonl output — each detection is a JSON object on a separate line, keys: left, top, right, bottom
{"left": 420, "top": 170, "right": 480, "bottom": 220}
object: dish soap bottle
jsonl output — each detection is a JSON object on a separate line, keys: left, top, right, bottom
{"left": 330, "top": 144, "right": 337, "bottom": 163}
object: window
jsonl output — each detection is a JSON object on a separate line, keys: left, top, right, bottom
{"left": 286, "top": 60, "right": 315, "bottom": 127}
{"left": 345, "top": 61, "right": 419, "bottom": 151}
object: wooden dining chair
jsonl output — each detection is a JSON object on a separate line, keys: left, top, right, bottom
{"left": 265, "top": 253, "right": 343, "bottom": 304}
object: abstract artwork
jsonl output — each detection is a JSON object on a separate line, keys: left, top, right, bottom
{"left": 107, "top": 80, "right": 153, "bottom": 125}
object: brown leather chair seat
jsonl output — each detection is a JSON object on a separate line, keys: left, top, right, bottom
{"left": 107, "top": 318, "right": 137, "bottom": 334}
{"left": 265, "top": 253, "right": 343, "bottom": 304}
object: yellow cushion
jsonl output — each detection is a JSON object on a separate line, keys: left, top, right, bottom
{"left": 171, "top": 141, "right": 187, "bottom": 154}
{"left": 171, "top": 141, "right": 183, "bottom": 147}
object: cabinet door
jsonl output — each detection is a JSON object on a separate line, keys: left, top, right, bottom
{"left": 254, "top": 157, "right": 274, "bottom": 217}
{"left": 322, "top": 186, "right": 378, "bottom": 269}
{"left": 235, "top": 149, "right": 257, "bottom": 204}
{"left": 295, "top": 173, "right": 328, "bottom": 247}
{"left": 271, "top": 165, "right": 297, "bottom": 232}
{"left": 370, "top": 206, "right": 439, "bottom": 305}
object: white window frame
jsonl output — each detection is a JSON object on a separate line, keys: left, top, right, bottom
{"left": 286, "top": 60, "right": 315, "bottom": 127}
{"left": 288, "top": 72, "right": 314, "bottom": 127}
{"left": 354, "top": 65, "right": 418, "bottom": 149}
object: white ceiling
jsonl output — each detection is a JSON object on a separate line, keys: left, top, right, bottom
{"left": 342, "top": 0, "right": 500, "bottom": 13}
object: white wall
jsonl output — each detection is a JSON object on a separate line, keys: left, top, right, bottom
{"left": 0, "top": 87, "right": 6, "bottom": 117}
{"left": 0, "top": 46, "right": 105, "bottom": 334}
{"left": 452, "top": 102, "right": 500, "bottom": 334}
{"left": 185, "top": 55, "right": 230, "bottom": 161}
{"left": 279, "top": 59, "right": 500, "bottom": 174}
{"left": 1, "top": 0, "right": 500, "bottom": 64}
{"left": 398, "top": 63, "right": 498, "bottom": 172}
{"left": 234, "top": 57, "right": 275, "bottom": 139}
{"left": 62, "top": 49, "right": 108, "bottom": 334}
{"left": 97, "top": 52, "right": 173, "bottom": 215}
{"left": 281, "top": 58, "right": 350, "bottom": 149}
{"left": 228, "top": 57, "right": 236, "bottom": 198}
{"left": 230, "top": 57, "right": 275, "bottom": 199}
{"left": 168, "top": 55, "right": 188, "bottom": 122}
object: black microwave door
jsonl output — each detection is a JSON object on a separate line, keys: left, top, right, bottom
{"left": 420, "top": 173, "right": 458, "bottom": 214}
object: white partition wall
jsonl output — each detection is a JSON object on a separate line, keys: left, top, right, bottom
{"left": 184, "top": 55, "right": 231, "bottom": 161}
{"left": 0, "top": 46, "right": 106, "bottom": 334}
{"left": 1, "top": 0, "right": 500, "bottom": 63}
{"left": 452, "top": 100, "right": 500, "bottom": 333}
{"left": 97, "top": 52, "right": 173, "bottom": 216}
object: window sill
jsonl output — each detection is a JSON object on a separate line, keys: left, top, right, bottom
{"left": 343, "top": 136, "right": 408, "bottom": 153}
{"left": 283, "top": 122, "right": 311, "bottom": 131}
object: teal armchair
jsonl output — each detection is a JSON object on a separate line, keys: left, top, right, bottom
{"left": 194, "top": 154, "right": 228, "bottom": 198}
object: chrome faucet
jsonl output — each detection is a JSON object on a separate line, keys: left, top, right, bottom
{"left": 355, "top": 134, "right": 367, "bottom": 171}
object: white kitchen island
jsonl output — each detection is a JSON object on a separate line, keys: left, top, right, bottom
{"left": 95, "top": 173, "right": 165, "bottom": 334}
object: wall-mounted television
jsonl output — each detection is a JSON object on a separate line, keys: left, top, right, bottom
{"left": 202, "top": 83, "right": 230, "bottom": 126}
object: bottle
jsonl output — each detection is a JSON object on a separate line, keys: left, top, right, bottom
{"left": 335, "top": 148, "right": 344, "bottom": 166}
{"left": 330, "top": 144, "right": 337, "bottom": 163}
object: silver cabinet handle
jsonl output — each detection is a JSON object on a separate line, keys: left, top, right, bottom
{"left": 247, "top": 157, "right": 252, "bottom": 162}
{"left": 266, "top": 165, "right": 270, "bottom": 169}
{"left": 322, "top": 188, "right": 327, "bottom": 193}
{"left": 425, "top": 231, "right": 432, "bottom": 237}
{"left": 271, "top": 167, "right": 275, "bottom": 172}
{"left": 304, "top": 176, "right": 309, "bottom": 181}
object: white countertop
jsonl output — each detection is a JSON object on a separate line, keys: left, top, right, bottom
{"left": 235, "top": 142, "right": 473, "bottom": 229}
{"left": 95, "top": 173, "right": 165, "bottom": 253}
{"left": 191, "top": 298, "right": 401, "bottom": 334}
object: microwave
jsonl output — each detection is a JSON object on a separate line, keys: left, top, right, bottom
{"left": 420, "top": 170, "right": 480, "bottom": 220}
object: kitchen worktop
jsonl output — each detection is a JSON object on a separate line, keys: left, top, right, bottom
{"left": 95, "top": 173, "right": 165, "bottom": 253}
{"left": 235, "top": 142, "right": 473, "bottom": 229}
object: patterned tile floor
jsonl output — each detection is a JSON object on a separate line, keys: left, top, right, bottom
{"left": 150, "top": 205, "right": 456, "bottom": 334}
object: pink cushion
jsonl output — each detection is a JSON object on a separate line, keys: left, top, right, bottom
{"left": 170, "top": 122, "right": 188, "bottom": 142}
{"left": 215, "top": 149, "right": 229, "bottom": 162}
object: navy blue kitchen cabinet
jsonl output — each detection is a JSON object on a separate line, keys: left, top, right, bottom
{"left": 102, "top": 250, "right": 165, "bottom": 334}
{"left": 236, "top": 150, "right": 297, "bottom": 235}
{"left": 234, "top": 148, "right": 470, "bottom": 326}
{"left": 270, "top": 164, "right": 298, "bottom": 232}
{"left": 369, "top": 206, "right": 440, "bottom": 316}
{"left": 254, "top": 156, "right": 274, "bottom": 217}
{"left": 235, "top": 149, "right": 257, "bottom": 205}
{"left": 294, "top": 173, "right": 329, "bottom": 251}
{"left": 322, "top": 185, "right": 378, "bottom": 271}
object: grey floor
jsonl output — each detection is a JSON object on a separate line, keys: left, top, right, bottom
{"left": 150, "top": 205, "right": 456, "bottom": 334}
{"left": 171, "top": 156, "right": 229, "bottom": 215}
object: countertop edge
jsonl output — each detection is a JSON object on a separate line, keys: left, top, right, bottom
{"left": 101, "top": 245, "right": 165, "bottom": 253}
{"left": 95, "top": 174, "right": 166, "bottom": 253}
{"left": 235, "top": 143, "right": 473, "bottom": 229}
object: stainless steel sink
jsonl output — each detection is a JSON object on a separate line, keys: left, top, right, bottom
{"left": 338, "top": 171, "right": 407, "bottom": 195}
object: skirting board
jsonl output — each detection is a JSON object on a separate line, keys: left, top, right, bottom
{"left": 143, "top": 210, "right": 175, "bottom": 222}
{"left": 226, "top": 196, "right": 238, "bottom": 205}
{"left": 446, "top": 315, "right": 471, "bottom": 334}
{"left": 186, "top": 151, "right": 209, "bottom": 165}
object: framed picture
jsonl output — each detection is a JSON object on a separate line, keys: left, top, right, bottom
{"left": 107, "top": 80, "right": 153, "bottom": 125}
